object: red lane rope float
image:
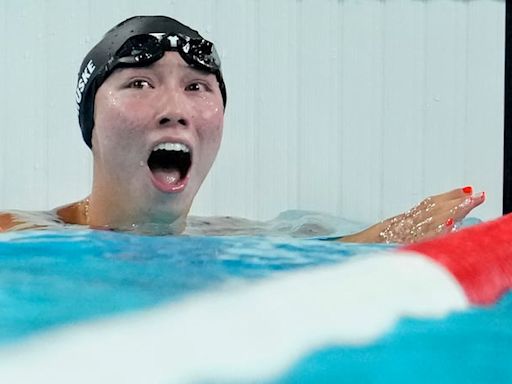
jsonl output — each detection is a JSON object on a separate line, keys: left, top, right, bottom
{"left": 403, "top": 213, "right": 512, "bottom": 306}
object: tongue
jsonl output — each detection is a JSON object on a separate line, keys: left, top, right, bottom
{"left": 152, "top": 168, "right": 181, "bottom": 185}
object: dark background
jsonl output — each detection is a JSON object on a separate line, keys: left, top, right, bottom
{"left": 504, "top": 2, "right": 511, "bottom": 214}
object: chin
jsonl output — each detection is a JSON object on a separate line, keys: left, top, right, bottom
{"left": 147, "top": 192, "right": 194, "bottom": 223}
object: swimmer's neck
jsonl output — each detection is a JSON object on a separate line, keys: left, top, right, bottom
{"left": 55, "top": 197, "right": 188, "bottom": 234}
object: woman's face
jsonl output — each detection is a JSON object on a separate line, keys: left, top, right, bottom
{"left": 91, "top": 52, "right": 224, "bottom": 226}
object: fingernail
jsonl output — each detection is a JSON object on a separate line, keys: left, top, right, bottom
{"left": 445, "top": 218, "right": 454, "bottom": 227}
{"left": 462, "top": 186, "right": 473, "bottom": 194}
{"left": 474, "top": 191, "right": 485, "bottom": 200}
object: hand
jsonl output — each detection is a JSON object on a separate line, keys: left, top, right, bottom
{"left": 341, "top": 186, "right": 486, "bottom": 244}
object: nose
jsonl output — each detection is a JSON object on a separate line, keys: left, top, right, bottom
{"left": 156, "top": 90, "right": 190, "bottom": 128}
{"left": 159, "top": 116, "right": 187, "bottom": 126}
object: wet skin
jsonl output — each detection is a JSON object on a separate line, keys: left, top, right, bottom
{"left": 83, "top": 52, "right": 224, "bottom": 232}
{"left": 0, "top": 54, "right": 486, "bottom": 241}
{"left": 49, "top": 52, "right": 224, "bottom": 233}
{"left": 0, "top": 53, "right": 224, "bottom": 233}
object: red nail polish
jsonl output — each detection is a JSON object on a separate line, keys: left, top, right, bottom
{"left": 445, "top": 218, "right": 454, "bottom": 227}
{"left": 462, "top": 186, "right": 472, "bottom": 194}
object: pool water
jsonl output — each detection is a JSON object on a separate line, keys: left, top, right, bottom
{"left": 276, "top": 293, "right": 512, "bottom": 383}
{"left": 0, "top": 229, "right": 389, "bottom": 344}
{"left": 0, "top": 214, "right": 508, "bottom": 383}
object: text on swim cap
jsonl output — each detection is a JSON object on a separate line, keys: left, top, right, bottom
{"left": 75, "top": 60, "right": 96, "bottom": 107}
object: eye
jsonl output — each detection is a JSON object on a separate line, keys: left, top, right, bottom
{"left": 185, "top": 82, "right": 210, "bottom": 92}
{"left": 128, "top": 79, "right": 153, "bottom": 89}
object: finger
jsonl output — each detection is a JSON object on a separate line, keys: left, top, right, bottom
{"left": 379, "top": 191, "right": 485, "bottom": 244}
{"left": 417, "top": 217, "right": 457, "bottom": 242}
{"left": 428, "top": 186, "right": 474, "bottom": 203}
{"left": 408, "top": 195, "right": 462, "bottom": 232}
{"left": 446, "top": 192, "right": 486, "bottom": 222}
{"left": 471, "top": 191, "right": 486, "bottom": 208}
{"left": 418, "top": 192, "right": 486, "bottom": 239}
{"left": 401, "top": 201, "right": 458, "bottom": 241}
{"left": 439, "top": 217, "right": 458, "bottom": 236}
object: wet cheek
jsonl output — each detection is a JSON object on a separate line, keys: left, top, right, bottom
{"left": 98, "top": 100, "right": 150, "bottom": 139}
{"left": 115, "top": 94, "right": 152, "bottom": 124}
{"left": 203, "top": 98, "right": 223, "bottom": 116}
{"left": 196, "top": 110, "right": 224, "bottom": 141}
{"left": 195, "top": 100, "right": 224, "bottom": 127}
{"left": 93, "top": 105, "right": 151, "bottom": 165}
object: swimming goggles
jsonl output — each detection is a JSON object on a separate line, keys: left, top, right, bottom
{"left": 106, "top": 32, "right": 221, "bottom": 74}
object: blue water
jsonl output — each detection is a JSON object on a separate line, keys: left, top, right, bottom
{"left": 0, "top": 230, "right": 390, "bottom": 344}
{"left": 275, "top": 293, "right": 512, "bottom": 383}
{"left": 0, "top": 229, "right": 510, "bottom": 383}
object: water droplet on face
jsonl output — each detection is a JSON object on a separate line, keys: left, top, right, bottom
{"left": 139, "top": 161, "right": 145, "bottom": 167}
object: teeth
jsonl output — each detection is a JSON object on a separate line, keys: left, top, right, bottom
{"left": 152, "top": 142, "right": 190, "bottom": 153}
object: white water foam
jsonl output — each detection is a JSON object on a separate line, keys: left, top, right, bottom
{"left": 0, "top": 251, "right": 468, "bottom": 383}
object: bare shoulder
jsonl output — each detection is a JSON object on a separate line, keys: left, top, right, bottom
{"left": 54, "top": 200, "right": 88, "bottom": 225}
{"left": 0, "top": 211, "right": 48, "bottom": 232}
{"left": 0, "top": 200, "right": 87, "bottom": 232}
{"left": 0, "top": 212, "right": 17, "bottom": 232}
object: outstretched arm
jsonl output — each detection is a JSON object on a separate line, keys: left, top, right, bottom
{"left": 340, "top": 186, "right": 486, "bottom": 244}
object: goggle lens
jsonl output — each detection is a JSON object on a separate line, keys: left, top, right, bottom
{"left": 111, "top": 33, "right": 221, "bottom": 73}
{"left": 116, "top": 34, "right": 162, "bottom": 65}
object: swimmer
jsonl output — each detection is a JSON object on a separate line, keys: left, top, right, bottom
{"left": 0, "top": 16, "right": 486, "bottom": 243}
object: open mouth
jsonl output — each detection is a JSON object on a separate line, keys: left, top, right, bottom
{"left": 147, "top": 142, "right": 192, "bottom": 192}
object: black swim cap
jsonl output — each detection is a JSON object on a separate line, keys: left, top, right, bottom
{"left": 76, "top": 16, "right": 227, "bottom": 148}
